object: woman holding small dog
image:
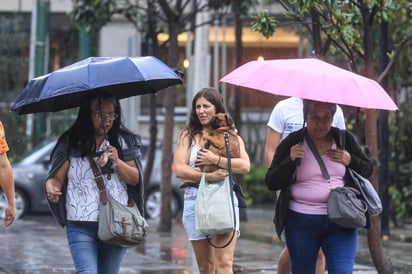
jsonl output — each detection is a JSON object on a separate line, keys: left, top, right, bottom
{"left": 174, "top": 87, "right": 250, "bottom": 273}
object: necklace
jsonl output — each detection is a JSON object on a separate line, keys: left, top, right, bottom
{"left": 314, "top": 138, "right": 331, "bottom": 149}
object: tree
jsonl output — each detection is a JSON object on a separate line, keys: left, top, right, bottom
{"left": 253, "top": 1, "right": 412, "bottom": 272}
{"left": 116, "top": 0, "right": 162, "bottom": 206}
{"left": 228, "top": 0, "right": 259, "bottom": 221}
{"left": 384, "top": 0, "right": 412, "bottom": 228}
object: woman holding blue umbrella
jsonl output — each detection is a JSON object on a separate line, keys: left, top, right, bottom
{"left": 45, "top": 92, "right": 143, "bottom": 274}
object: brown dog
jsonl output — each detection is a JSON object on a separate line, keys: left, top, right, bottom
{"left": 201, "top": 113, "right": 240, "bottom": 173}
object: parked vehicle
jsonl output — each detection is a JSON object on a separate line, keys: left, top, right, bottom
{"left": 0, "top": 138, "right": 183, "bottom": 220}
{"left": 140, "top": 139, "right": 183, "bottom": 220}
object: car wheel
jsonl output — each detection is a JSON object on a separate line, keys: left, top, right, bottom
{"left": 0, "top": 188, "right": 28, "bottom": 219}
{"left": 145, "top": 187, "right": 180, "bottom": 220}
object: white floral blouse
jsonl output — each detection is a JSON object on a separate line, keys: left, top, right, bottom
{"left": 66, "top": 138, "right": 129, "bottom": 222}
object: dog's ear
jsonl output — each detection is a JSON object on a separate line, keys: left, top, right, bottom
{"left": 210, "top": 115, "right": 220, "bottom": 129}
{"left": 225, "top": 114, "right": 234, "bottom": 127}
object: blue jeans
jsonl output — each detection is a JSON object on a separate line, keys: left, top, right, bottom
{"left": 66, "top": 221, "right": 127, "bottom": 274}
{"left": 285, "top": 210, "right": 357, "bottom": 274}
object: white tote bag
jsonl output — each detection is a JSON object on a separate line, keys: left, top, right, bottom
{"left": 195, "top": 173, "right": 235, "bottom": 236}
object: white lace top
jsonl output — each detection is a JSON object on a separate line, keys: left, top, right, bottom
{"left": 189, "top": 143, "right": 201, "bottom": 169}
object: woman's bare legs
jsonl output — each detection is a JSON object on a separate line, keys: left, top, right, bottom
{"left": 192, "top": 239, "right": 215, "bottom": 274}
{"left": 191, "top": 232, "right": 238, "bottom": 274}
{"left": 212, "top": 232, "right": 237, "bottom": 273}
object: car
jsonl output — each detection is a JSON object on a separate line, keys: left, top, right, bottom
{"left": 0, "top": 138, "right": 183, "bottom": 220}
{"left": 140, "top": 139, "right": 184, "bottom": 220}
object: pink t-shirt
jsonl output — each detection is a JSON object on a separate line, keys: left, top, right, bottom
{"left": 289, "top": 141, "right": 345, "bottom": 215}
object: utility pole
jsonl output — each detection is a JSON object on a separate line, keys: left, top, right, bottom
{"left": 28, "top": 0, "right": 49, "bottom": 148}
{"left": 79, "top": 27, "right": 92, "bottom": 59}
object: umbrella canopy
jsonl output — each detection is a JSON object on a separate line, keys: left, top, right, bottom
{"left": 12, "top": 56, "right": 183, "bottom": 115}
{"left": 220, "top": 58, "right": 398, "bottom": 111}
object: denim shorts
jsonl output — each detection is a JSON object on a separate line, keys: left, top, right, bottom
{"left": 182, "top": 185, "right": 240, "bottom": 241}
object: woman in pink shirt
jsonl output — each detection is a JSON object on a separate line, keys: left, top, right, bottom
{"left": 265, "top": 100, "right": 374, "bottom": 274}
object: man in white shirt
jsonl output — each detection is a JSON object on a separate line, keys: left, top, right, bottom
{"left": 264, "top": 97, "right": 346, "bottom": 274}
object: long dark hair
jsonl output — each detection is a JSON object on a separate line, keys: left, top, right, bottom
{"left": 183, "top": 87, "right": 226, "bottom": 144}
{"left": 58, "top": 92, "right": 133, "bottom": 157}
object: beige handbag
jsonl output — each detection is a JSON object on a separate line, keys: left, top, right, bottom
{"left": 88, "top": 154, "right": 148, "bottom": 247}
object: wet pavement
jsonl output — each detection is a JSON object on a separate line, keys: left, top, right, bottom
{"left": 0, "top": 207, "right": 411, "bottom": 273}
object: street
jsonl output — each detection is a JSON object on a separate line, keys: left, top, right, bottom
{"left": 0, "top": 208, "right": 411, "bottom": 273}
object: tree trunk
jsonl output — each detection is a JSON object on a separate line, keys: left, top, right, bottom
{"left": 310, "top": 8, "right": 322, "bottom": 57}
{"left": 363, "top": 9, "right": 394, "bottom": 273}
{"left": 378, "top": 21, "right": 391, "bottom": 239}
{"left": 158, "top": 22, "right": 179, "bottom": 232}
{"left": 143, "top": 94, "right": 158, "bottom": 192}
{"left": 143, "top": 7, "right": 160, "bottom": 193}
{"left": 229, "top": 12, "right": 247, "bottom": 221}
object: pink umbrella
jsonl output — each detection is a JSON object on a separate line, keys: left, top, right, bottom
{"left": 220, "top": 58, "right": 398, "bottom": 111}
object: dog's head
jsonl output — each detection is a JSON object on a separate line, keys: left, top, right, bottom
{"left": 210, "top": 113, "right": 234, "bottom": 130}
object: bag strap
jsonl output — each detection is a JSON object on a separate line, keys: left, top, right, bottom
{"left": 339, "top": 129, "right": 346, "bottom": 150}
{"left": 305, "top": 133, "right": 330, "bottom": 182}
{"left": 206, "top": 131, "right": 236, "bottom": 249}
{"left": 224, "top": 132, "right": 236, "bottom": 231}
{"left": 87, "top": 154, "right": 108, "bottom": 205}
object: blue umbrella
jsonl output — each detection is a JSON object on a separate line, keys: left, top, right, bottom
{"left": 11, "top": 56, "right": 183, "bottom": 115}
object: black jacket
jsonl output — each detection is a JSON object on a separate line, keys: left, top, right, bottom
{"left": 46, "top": 133, "right": 144, "bottom": 227}
{"left": 265, "top": 127, "right": 374, "bottom": 238}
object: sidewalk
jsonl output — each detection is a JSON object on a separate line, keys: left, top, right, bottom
{"left": 240, "top": 206, "right": 412, "bottom": 274}
{"left": 0, "top": 208, "right": 411, "bottom": 273}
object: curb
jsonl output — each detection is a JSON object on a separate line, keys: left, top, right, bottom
{"left": 358, "top": 227, "right": 412, "bottom": 243}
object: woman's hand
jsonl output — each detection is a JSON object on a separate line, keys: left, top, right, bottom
{"left": 107, "top": 145, "right": 119, "bottom": 166}
{"left": 327, "top": 149, "right": 351, "bottom": 166}
{"left": 290, "top": 143, "right": 304, "bottom": 162}
{"left": 195, "top": 148, "right": 219, "bottom": 168}
{"left": 4, "top": 203, "right": 15, "bottom": 227}
{"left": 45, "top": 160, "right": 69, "bottom": 204}
{"left": 205, "top": 168, "right": 228, "bottom": 183}
{"left": 45, "top": 178, "right": 63, "bottom": 203}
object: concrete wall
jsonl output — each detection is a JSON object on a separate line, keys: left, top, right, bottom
{"left": 0, "top": 0, "right": 72, "bottom": 12}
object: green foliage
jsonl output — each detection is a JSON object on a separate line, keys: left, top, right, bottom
{"left": 243, "top": 164, "right": 276, "bottom": 206}
{"left": 251, "top": 10, "right": 277, "bottom": 39}
{"left": 385, "top": 0, "right": 412, "bottom": 225}
{"left": 388, "top": 102, "right": 412, "bottom": 224}
{"left": 70, "top": 0, "right": 116, "bottom": 33}
{"left": 232, "top": 0, "right": 259, "bottom": 17}
{"left": 389, "top": 183, "right": 412, "bottom": 226}
{"left": 261, "top": 0, "right": 399, "bottom": 69}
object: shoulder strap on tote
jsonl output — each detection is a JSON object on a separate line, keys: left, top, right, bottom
{"left": 206, "top": 132, "right": 236, "bottom": 249}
